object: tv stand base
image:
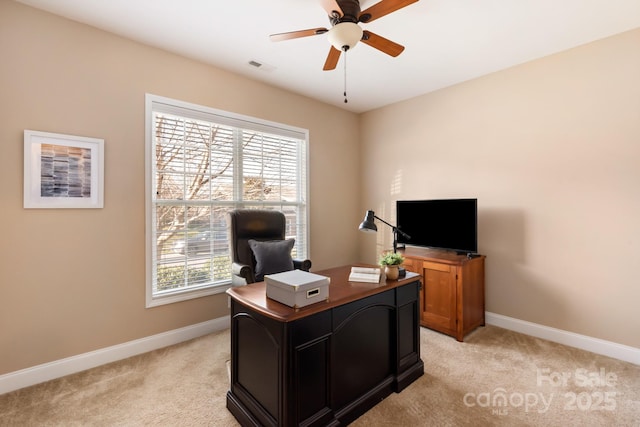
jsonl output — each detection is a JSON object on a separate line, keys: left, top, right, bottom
{"left": 399, "top": 247, "right": 485, "bottom": 341}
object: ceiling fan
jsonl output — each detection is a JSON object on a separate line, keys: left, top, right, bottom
{"left": 270, "top": 0, "right": 419, "bottom": 71}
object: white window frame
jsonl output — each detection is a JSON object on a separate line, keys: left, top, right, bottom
{"left": 145, "top": 94, "right": 310, "bottom": 307}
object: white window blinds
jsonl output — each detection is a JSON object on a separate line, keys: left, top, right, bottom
{"left": 146, "top": 94, "right": 309, "bottom": 307}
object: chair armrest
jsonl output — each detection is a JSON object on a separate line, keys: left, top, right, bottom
{"left": 231, "top": 262, "right": 255, "bottom": 286}
{"left": 293, "top": 259, "right": 312, "bottom": 272}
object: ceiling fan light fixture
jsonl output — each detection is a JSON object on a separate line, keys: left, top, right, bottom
{"left": 327, "top": 22, "right": 363, "bottom": 51}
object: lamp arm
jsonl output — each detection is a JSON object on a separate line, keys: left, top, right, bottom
{"left": 373, "top": 215, "right": 411, "bottom": 239}
{"left": 372, "top": 214, "right": 395, "bottom": 229}
{"left": 395, "top": 228, "right": 411, "bottom": 239}
{"left": 373, "top": 215, "right": 411, "bottom": 254}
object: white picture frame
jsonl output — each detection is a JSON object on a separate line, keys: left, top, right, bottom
{"left": 24, "top": 130, "right": 104, "bottom": 209}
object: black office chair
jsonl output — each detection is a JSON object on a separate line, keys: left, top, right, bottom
{"left": 227, "top": 209, "right": 312, "bottom": 286}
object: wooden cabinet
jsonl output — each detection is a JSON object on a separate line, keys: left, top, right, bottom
{"left": 401, "top": 247, "right": 485, "bottom": 341}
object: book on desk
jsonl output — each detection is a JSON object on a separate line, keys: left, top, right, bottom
{"left": 348, "top": 266, "right": 382, "bottom": 283}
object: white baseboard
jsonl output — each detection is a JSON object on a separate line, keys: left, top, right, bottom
{"left": 3, "top": 313, "right": 636, "bottom": 396}
{"left": 485, "top": 312, "right": 639, "bottom": 365}
{"left": 0, "top": 316, "right": 230, "bottom": 395}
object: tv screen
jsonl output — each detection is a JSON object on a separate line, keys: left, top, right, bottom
{"left": 396, "top": 199, "right": 477, "bottom": 254}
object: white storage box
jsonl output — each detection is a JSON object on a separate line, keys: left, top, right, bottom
{"left": 265, "top": 270, "right": 330, "bottom": 308}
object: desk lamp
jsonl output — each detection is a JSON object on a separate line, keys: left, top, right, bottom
{"left": 359, "top": 210, "right": 411, "bottom": 277}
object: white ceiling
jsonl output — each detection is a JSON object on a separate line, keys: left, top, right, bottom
{"left": 15, "top": 0, "right": 640, "bottom": 113}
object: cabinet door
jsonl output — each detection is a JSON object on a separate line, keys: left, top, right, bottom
{"left": 291, "top": 311, "right": 332, "bottom": 426}
{"left": 422, "top": 262, "right": 457, "bottom": 334}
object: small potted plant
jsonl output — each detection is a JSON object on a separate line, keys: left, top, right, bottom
{"left": 379, "top": 252, "right": 405, "bottom": 280}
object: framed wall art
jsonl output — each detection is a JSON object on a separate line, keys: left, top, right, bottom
{"left": 24, "top": 130, "right": 104, "bottom": 208}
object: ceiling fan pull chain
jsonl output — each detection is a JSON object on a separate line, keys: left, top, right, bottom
{"left": 343, "top": 49, "right": 348, "bottom": 103}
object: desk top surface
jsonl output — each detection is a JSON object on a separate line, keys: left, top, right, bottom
{"left": 226, "top": 264, "right": 420, "bottom": 322}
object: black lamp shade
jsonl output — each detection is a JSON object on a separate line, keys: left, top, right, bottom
{"left": 359, "top": 210, "right": 377, "bottom": 232}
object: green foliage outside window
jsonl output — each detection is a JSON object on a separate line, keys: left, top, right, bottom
{"left": 156, "top": 256, "right": 231, "bottom": 292}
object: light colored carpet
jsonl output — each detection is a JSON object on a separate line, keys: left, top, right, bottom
{"left": 1, "top": 325, "right": 638, "bottom": 426}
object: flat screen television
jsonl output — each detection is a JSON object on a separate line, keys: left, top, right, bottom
{"left": 396, "top": 199, "right": 478, "bottom": 254}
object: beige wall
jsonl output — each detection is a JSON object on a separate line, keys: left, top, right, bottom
{"left": 2, "top": 0, "right": 638, "bottom": 378}
{"left": 360, "top": 28, "right": 640, "bottom": 348}
{"left": 0, "top": 2, "right": 361, "bottom": 375}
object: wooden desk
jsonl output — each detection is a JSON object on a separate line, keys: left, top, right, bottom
{"left": 226, "top": 265, "right": 424, "bottom": 427}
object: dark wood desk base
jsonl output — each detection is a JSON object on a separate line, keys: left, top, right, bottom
{"left": 226, "top": 266, "right": 424, "bottom": 427}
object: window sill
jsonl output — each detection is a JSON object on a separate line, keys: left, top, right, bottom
{"left": 146, "top": 282, "right": 231, "bottom": 308}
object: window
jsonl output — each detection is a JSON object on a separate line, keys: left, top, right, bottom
{"left": 145, "top": 94, "right": 309, "bottom": 307}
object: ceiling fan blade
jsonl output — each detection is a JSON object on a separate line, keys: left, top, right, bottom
{"left": 320, "top": 0, "right": 344, "bottom": 17}
{"left": 361, "top": 30, "right": 405, "bottom": 57}
{"left": 323, "top": 46, "right": 342, "bottom": 70}
{"left": 270, "top": 28, "right": 328, "bottom": 42}
{"left": 359, "top": 0, "right": 419, "bottom": 23}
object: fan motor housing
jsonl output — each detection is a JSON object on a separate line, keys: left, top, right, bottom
{"left": 330, "top": 0, "right": 362, "bottom": 25}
